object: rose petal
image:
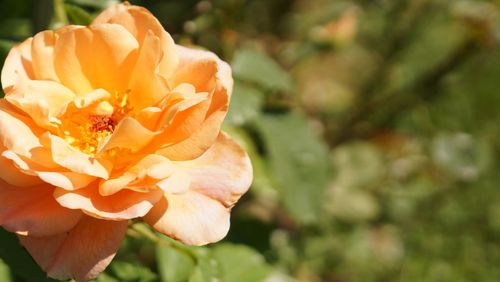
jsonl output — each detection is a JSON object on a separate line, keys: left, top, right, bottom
{"left": 144, "top": 191, "right": 230, "bottom": 246}
{"left": 2, "top": 149, "right": 96, "bottom": 190}
{"left": 19, "top": 216, "right": 127, "bottom": 282}
{"left": 93, "top": 3, "right": 178, "bottom": 78}
{"left": 6, "top": 78, "right": 75, "bottom": 127}
{"left": 97, "top": 117, "right": 156, "bottom": 154}
{"left": 43, "top": 133, "right": 111, "bottom": 179}
{"left": 31, "top": 30, "right": 59, "bottom": 82}
{"left": 175, "top": 45, "right": 233, "bottom": 98}
{"left": 100, "top": 154, "right": 175, "bottom": 196}
{"left": 1, "top": 38, "right": 34, "bottom": 91}
{"left": 0, "top": 180, "right": 82, "bottom": 237}
{"left": 0, "top": 100, "right": 42, "bottom": 157}
{"left": 55, "top": 185, "right": 163, "bottom": 220}
{"left": 128, "top": 30, "right": 168, "bottom": 109}
{"left": 54, "top": 24, "right": 139, "bottom": 95}
{"left": 156, "top": 110, "right": 226, "bottom": 160}
{"left": 0, "top": 151, "right": 42, "bottom": 187}
{"left": 180, "top": 132, "right": 252, "bottom": 207}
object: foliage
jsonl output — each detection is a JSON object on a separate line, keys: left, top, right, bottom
{"left": 1, "top": 0, "right": 500, "bottom": 281}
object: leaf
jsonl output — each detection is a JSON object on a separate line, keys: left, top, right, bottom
{"left": 94, "top": 272, "right": 120, "bottom": 282}
{"left": 255, "top": 111, "right": 331, "bottom": 224}
{"left": 212, "top": 243, "right": 272, "bottom": 282}
{"left": 66, "top": 0, "right": 120, "bottom": 9}
{"left": 0, "top": 259, "right": 12, "bottom": 282}
{"left": 156, "top": 244, "right": 195, "bottom": 282}
{"left": 188, "top": 249, "right": 220, "bottom": 282}
{"left": 65, "top": 4, "right": 93, "bottom": 25}
{"left": 108, "top": 260, "right": 157, "bottom": 282}
{"left": 226, "top": 82, "right": 265, "bottom": 126}
{"left": 0, "top": 228, "right": 56, "bottom": 282}
{"left": 232, "top": 49, "right": 294, "bottom": 93}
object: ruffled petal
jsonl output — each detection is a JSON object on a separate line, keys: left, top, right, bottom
{"left": 99, "top": 154, "right": 175, "bottom": 196}
{"left": 156, "top": 110, "right": 226, "bottom": 160}
{"left": 0, "top": 180, "right": 82, "bottom": 237}
{"left": 43, "top": 133, "right": 111, "bottom": 179}
{"left": 127, "top": 30, "right": 168, "bottom": 109}
{"left": 0, "top": 150, "right": 42, "bottom": 187}
{"left": 179, "top": 132, "right": 252, "bottom": 207}
{"left": 54, "top": 24, "right": 139, "bottom": 95}
{"left": 2, "top": 149, "right": 96, "bottom": 190}
{"left": 97, "top": 117, "right": 156, "bottom": 154}
{"left": 31, "top": 30, "right": 59, "bottom": 82}
{"left": 19, "top": 216, "right": 127, "bottom": 282}
{"left": 1, "top": 38, "right": 34, "bottom": 91}
{"left": 55, "top": 185, "right": 163, "bottom": 220}
{"left": 144, "top": 191, "right": 230, "bottom": 246}
{"left": 175, "top": 45, "right": 233, "bottom": 98}
{"left": 0, "top": 100, "right": 42, "bottom": 157}
{"left": 93, "top": 2, "right": 178, "bottom": 78}
{"left": 6, "top": 78, "right": 75, "bottom": 127}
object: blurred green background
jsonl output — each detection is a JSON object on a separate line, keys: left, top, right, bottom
{"left": 1, "top": 0, "right": 500, "bottom": 281}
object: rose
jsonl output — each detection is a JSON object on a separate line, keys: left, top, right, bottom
{"left": 0, "top": 3, "right": 252, "bottom": 281}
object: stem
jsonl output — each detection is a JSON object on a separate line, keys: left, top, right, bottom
{"left": 52, "top": 0, "right": 69, "bottom": 29}
{"left": 129, "top": 223, "right": 199, "bottom": 262}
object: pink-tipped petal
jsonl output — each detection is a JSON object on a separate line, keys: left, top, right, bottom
{"left": 0, "top": 180, "right": 82, "bottom": 237}
{"left": 144, "top": 191, "right": 230, "bottom": 246}
{"left": 19, "top": 216, "right": 128, "bottom": 282}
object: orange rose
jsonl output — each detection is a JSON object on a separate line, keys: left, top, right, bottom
{"left": 0, "top": 3, "right": 252, "bottom": 281}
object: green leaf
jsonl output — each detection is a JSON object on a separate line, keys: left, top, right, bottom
{"left": 94, "top": 272, "right": 120, "bottom": 282}
{"left": 0, "top": 228, "right": 56, "bottom": 282}
{"left": 212, "top": 243, "right": 272, "bottom": 282}
{"left": 232, "top": 49, "right": 294, "bottom": 93}
{"left": 255, "top": 111, "right": 331, "bottom": 224}
{"left": 0, "top": 259, "right": 13, "bottom": 282}
{"left": 66, "top": 0, "right": 120, "bottom": 9}
{"left": 108, "top": 260, "right": 157, "bottom": 282}
{"left": 226, "top": 82, "right": 265, "bottom": 126}
{"left": 65, "top": 4, "right": 93, "bottom": 25}
{"left": 188, "top": 249, "right": 220, "bottom": 282}
{"left": 156, "top": 244, "right": 195, "bottom": 282}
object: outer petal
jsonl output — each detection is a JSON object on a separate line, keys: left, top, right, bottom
{"left": 153, "top": 46, "right": 232, "bottom": 160}
{"left": 99, "top": 154, "right": 175, "bottom": 196}
{"left": 6, "top": 78, "right": 75, "bottom": 127}
{"left": 31, "top": 30, "right": 59, "bottom": 81}
{"left": 0, "top": 100, "right": 42, "bottom": 157}
{"left": 93, "top": 3, "right": 178, "bottom": 78}
{"left": 175, "top": 45, "right": 233, "bottom": 98}
{"left": 2, "top": 149, "right": 96, "bottom": 190}
{"left": 1, "top": 38, "right": 34, "bottom": 91}
{"left": 144, "top": 191, "right": 230, "bottom": 246}
{"left": 144, "top": 133, "right": 253, "bottom": 246}
{"left": 156, "top": 109, "right": 226, "bottom": 160}
{"left": 55, "top": 185, "right": 163, "bottom": 220}
{"left": 179, "top": 132, "right": 252, "bottom": 207}
{"left": 0, "top": 150, "right": 42, "bottom": 187}
{"left": 19, "top": 216, "right": 127, "bottom": 282}
{"left": 0, "top": 180, "right": 82, "bottom": 237}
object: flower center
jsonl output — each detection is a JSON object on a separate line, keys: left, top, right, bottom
{"left": 61, "top": 91, "right": 133, "bottom": 155}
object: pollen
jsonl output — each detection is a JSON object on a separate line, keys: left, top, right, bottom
{"left": 61, "top": 90, "right": 134, "bottom": 156}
